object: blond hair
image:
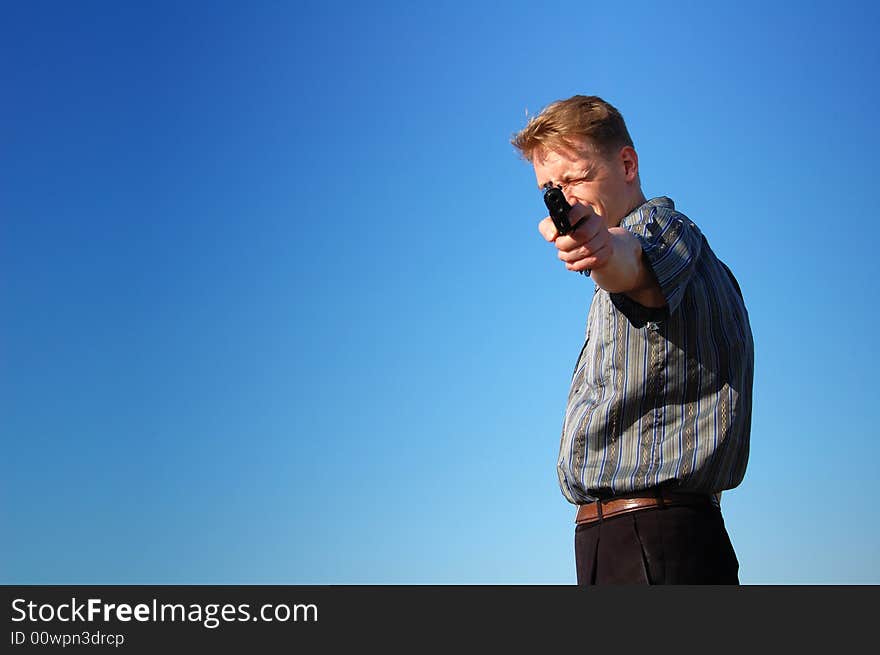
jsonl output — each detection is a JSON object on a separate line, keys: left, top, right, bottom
{"left": 511, "top": 95, "right": 634, "bottom": 162}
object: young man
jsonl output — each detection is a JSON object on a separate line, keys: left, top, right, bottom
{"left": 513, "top": 96, "right": 753, "bottom": 584}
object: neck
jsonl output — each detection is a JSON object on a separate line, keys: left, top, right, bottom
{"left": 610, "top": 189, "right": 647, "bottom": 228}
{"left": 625, "top": 190, "right": 648, "bottom": 217}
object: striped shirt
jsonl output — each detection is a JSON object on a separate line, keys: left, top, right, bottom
{"left": 557, "top": 197, "right": 754, "bottom": 505}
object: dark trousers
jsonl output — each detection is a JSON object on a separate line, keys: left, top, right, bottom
{"left": 574, "top": 503, "right": 740, "bottom": 585}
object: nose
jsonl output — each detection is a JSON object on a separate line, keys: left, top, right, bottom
{"left": 562, "top": 186, "right": 580, "bottom": 206}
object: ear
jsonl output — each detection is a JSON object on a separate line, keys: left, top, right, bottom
{"left": 619, "top": 146, "right": 639, "bottom": 182}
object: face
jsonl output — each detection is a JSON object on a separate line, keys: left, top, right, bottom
{"left": 532, "top": 137, "right": 641, "bottom": 229}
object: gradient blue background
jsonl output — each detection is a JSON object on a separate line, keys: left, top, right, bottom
{"left": 3, "top": 0, "right": 879, "bottom": 584}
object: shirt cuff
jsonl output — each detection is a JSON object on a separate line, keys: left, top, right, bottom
{"left": 609, "top": 291, "right": 669, "bottom": 328}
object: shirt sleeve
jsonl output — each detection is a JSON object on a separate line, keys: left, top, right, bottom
{"left": 610, "top": 206, "right": 703, "bottom": 327}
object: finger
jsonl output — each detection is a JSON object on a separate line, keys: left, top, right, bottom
{"left": 538, "top": 217, "right": 558, "bottom": 242}
{"left": 558, "top": 248, "right": 586, "bottom": 264}
{"left": 564, "top": 242, "right": 612, "bottom": 271}
{"left": 555, "top": 215, "right": 601, "bottom": 250}
{"left": 556, "top": 228, "right": 610, "bottom": 260}
{"left": 559, "top": 240, "right": 611, "bottom": 265}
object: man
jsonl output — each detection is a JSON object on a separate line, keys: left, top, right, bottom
{"left": 512, "top": 95, "right": 753, "bottom": 584}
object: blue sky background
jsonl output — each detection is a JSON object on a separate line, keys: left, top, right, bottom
{"left": 2, "top": 0, "right": 878, "bottom": 584}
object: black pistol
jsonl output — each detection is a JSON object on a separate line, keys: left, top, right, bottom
{"left": 542, "top": 183, "right": 592, "bottom": 274}
{"left": 543, "top": 184, "right": 590, "bottom": 237}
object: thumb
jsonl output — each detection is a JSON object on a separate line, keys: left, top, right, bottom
{"left": 538, "top": 217, "right": 558, "bottom": 242}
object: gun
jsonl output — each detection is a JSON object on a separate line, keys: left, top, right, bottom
{"left": 542, "top": 184, "right": 590, "bottom": 236}
{"left": 542, "top": 184, "right": 592, "bottom": 275}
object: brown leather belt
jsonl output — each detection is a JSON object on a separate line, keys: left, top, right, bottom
{"left": 576, "top": 489, "right": 713, "bottom": 526}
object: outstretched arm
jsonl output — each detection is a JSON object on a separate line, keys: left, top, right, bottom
{"left": 539, "top": 215, "right": 665, "bottom": 308}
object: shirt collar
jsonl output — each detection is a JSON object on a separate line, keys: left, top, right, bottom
{"left": 619, "top": 196, "right": 675, "bottom": 229}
